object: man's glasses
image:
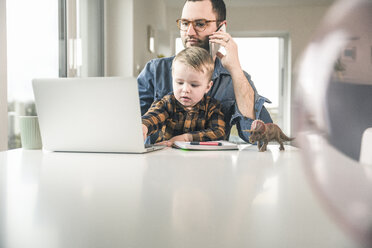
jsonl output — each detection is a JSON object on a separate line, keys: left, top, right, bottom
{"left": 176, "top": 19, "right": 220, "bottom": 32}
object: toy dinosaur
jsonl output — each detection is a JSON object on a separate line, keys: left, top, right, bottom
{"left": 244, "top": 120, "right": 294, "bottom": 152}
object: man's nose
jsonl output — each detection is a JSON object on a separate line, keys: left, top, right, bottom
{"left": 186, "top": 23, "right": 197, "bottom": 36}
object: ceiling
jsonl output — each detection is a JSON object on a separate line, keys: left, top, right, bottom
{"left": 165, "top": 0, "right": 336, "bottom": 8}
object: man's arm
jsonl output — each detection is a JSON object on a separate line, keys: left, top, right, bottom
{"left": 137, "top": 60, "right": 155, "bottom": 116}
{"left": 234, "top": 103, "right": 273, "bottom": 143}
{"left": 209, "top": 31, "right": 255, "bottom": 119}
{"left": 229, "top": 66, "right": 255, "bottom": 119}
{"left": 227, "top": 71, "right": 273, "bottom": 143}
{"left": 210, "top": 30, "right": 273, "bottom": 143}
{"left": 137, "top": 57, "right": 174, "bottom": 116}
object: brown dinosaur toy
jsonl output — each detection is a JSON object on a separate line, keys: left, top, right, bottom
{"left": 244, "top": 120, "right": 294, "bottom": 152}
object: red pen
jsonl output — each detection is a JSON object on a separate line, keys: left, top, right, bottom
{"left": 190, "top": 142, "right": 222, "bottom": 146}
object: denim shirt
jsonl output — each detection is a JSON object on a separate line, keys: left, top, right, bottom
{"left": 137, "top": 56, "right": 272, "bottom": 143}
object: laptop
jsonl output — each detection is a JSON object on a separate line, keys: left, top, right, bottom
{"left": 32, "top": 77, "right": 165, "bottom": 153}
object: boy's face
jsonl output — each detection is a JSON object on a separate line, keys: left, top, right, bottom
{"left": 172, "top": 60, "right": 212, "bottom": 110}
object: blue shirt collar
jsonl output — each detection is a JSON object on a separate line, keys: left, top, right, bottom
{"left": 212, "top": 58, "right": 230, "bottom": 80}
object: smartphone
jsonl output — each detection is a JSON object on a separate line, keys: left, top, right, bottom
{"left": 209, "top": 24, "right": 226, "bottom": 57}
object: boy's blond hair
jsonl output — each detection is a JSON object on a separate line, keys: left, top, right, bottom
{"left": 172, "top": 47, "right": 214, "bottom": 81}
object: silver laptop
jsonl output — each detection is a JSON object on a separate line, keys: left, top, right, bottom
{"left": 32, "top": 77, "right": 165, "bottom": 153}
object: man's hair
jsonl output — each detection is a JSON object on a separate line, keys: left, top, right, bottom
{"left": 172, "top": 47, "right": 214, "bottom": 81}
{"left": 186, "top": 0, "right": 226, "bottom": 25}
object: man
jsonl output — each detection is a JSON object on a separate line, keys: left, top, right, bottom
{"left": 138, "top": 0, "right": 272, "bottom": 143}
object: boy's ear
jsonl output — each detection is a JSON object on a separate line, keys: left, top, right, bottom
{"left": 205, "top": 80, "right": 213, "bottom": 93}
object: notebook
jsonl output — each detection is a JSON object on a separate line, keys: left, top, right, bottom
{"left": 32, "top": 77, "right": 165, "bottom": 153}
{"left": 173, "top": 140, "right": 239, "bottom": 150}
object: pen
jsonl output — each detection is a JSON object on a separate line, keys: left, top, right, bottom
{"left": 190, "top": 142, "right": 222, "bottom": 146}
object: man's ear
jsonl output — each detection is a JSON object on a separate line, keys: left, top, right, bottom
{"left": 205, "top": 80, "right": 213, "bottom": 93}
{"left": 221, "top": 20, "right": 227, "bottom": 28}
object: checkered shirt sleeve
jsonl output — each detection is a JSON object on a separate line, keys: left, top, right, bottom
{"left": 142, "top": 94, "right": 226, "bottom": 142}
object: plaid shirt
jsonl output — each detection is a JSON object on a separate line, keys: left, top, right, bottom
{"left": 142, "top": 93, "right": 226, "bottom": 142}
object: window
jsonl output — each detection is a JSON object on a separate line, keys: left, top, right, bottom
{"left": 234, "top": 37, "right": 281, "bottom": 123}
{"left": 7, "top": 0, "right": 59, "bottom": 149}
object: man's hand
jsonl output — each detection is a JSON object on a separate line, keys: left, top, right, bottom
{"left": 209, "top": 30, "right": 255, "bottom": 119}
{"left": 142, "top": 124, "right": 148, "bottom": 141}
{"left": 209, "top": 30, "right": 240, "bottom": 72}
{"left": 156, "top": 133, "right": 193, "bottom": 147}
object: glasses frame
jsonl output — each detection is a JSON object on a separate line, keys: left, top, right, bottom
{"left": 176, "top": 19, "right": 222, "bottom": 32}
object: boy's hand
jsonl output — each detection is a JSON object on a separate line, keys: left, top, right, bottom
{"left": 142, "top": 124, "right": 148, "bottom": 141}
{"left": 156, "top": 134, "right": 192, "bottom": 147}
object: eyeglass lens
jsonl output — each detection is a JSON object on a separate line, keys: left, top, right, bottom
{"left": 178, "top": 20, "right": 208, "bottom": 31}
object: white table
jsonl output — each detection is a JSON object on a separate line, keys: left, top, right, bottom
{"left": 0, "top": 145, "right": 362, "bottom": 248}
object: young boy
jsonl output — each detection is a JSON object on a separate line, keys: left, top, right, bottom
{"left": 142, "top": 46, "right": 226, "bottom": 147}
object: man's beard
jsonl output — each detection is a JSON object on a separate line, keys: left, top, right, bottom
{"left": 182, "top": 36, "right": 210, "bottom": 52}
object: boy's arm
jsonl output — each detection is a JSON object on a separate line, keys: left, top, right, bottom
{"left": 189, "top": 102, "right": 226, "bottom": 141}
{"left": 142, "top": 99, "right": 170, "bottom": 136}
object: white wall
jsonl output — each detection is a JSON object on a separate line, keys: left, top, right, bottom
{"left": 0, "top": 0, "right": 8, "bottom": 151}
{"left": 229, "top": 5, "right": 330, "bottom": 66}
{"left": 109, "top": 1, "right": 326, "bottom": 78}
{"left": 102, "top": 3, "right": 331, "bottom": 75}
{"left": 108, "top": 1, "right": 326, "bottom": 79}
{"left": 133, "top": 0, "right": 168, "bottom": 75}
{"left": 104, "top": 0, "right": 168, "bottom": 77}
{"left": 80, "top": 0, "right": 104, "bottom": 77}
{"left": 104, "top": 0, "right": 134, "bottom": 76}
{"left": 166, "top": 4, "right": 330, "bottom": 66}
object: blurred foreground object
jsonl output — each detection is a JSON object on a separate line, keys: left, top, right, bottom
{"left": 295, "top": 0, "right": 372, "bottom": 247}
